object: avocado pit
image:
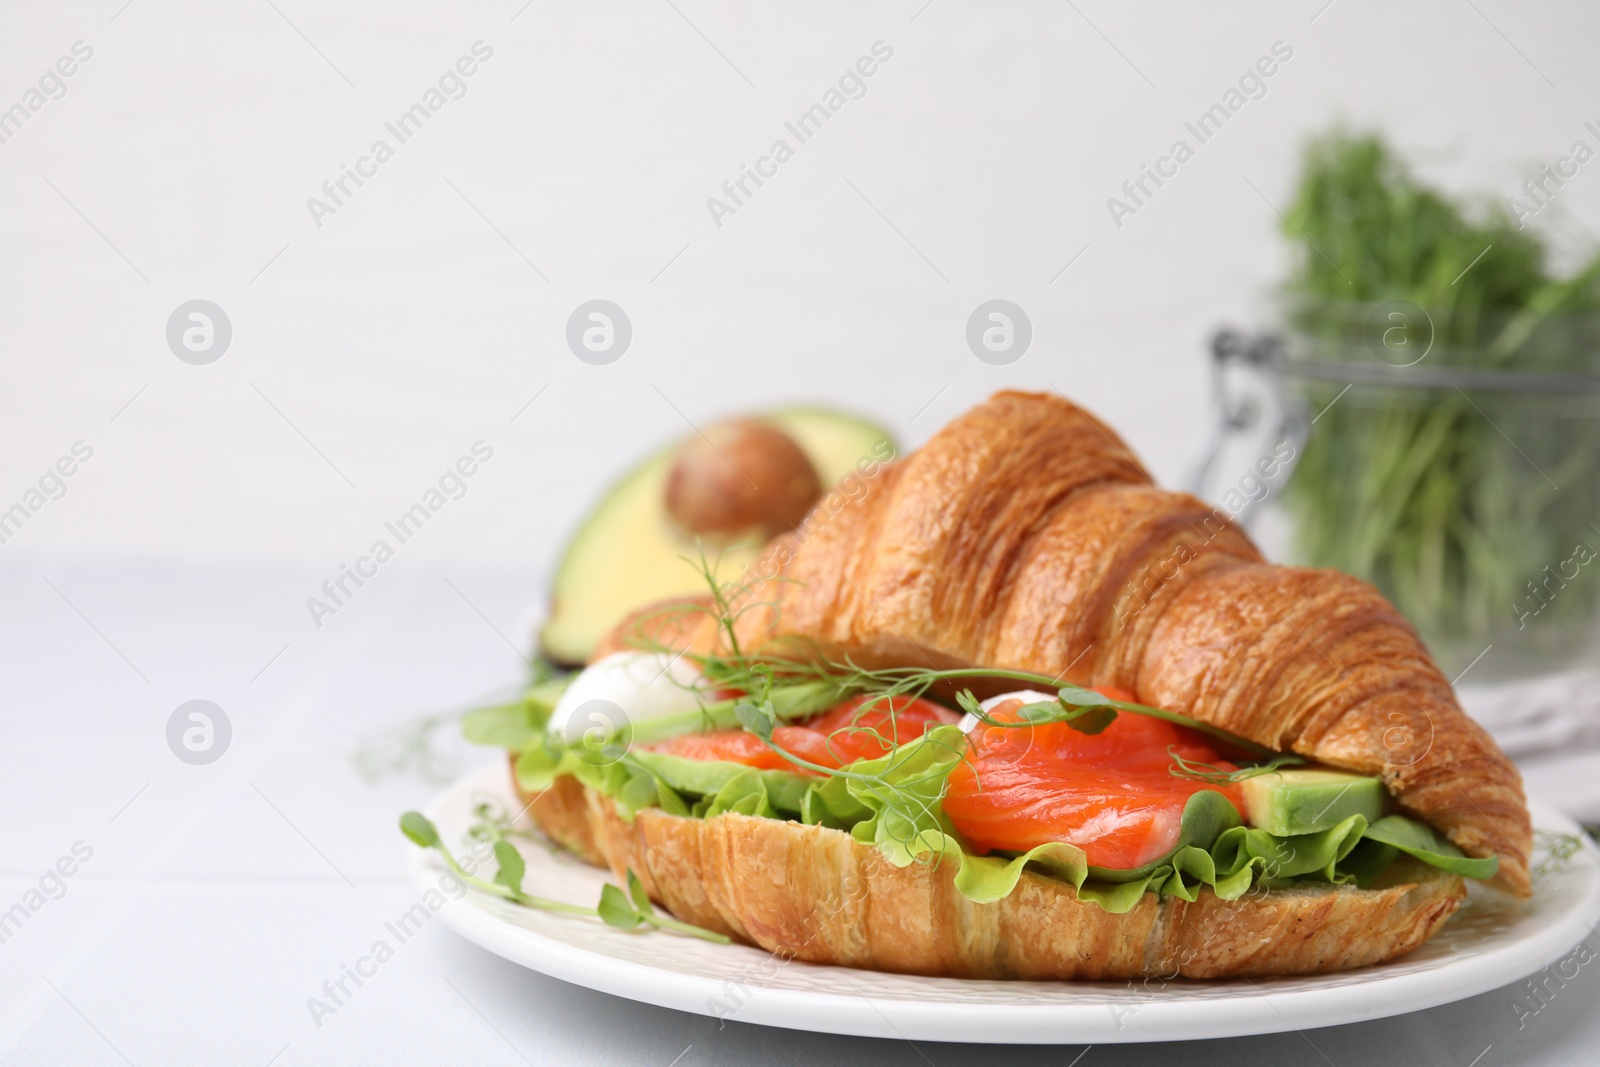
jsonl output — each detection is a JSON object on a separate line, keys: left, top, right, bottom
{"left": 664, "top": 420, "right": 822, "bottom": 543}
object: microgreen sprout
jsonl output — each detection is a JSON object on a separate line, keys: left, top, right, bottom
{"left": 955, "top": 687, "right": 1117, "bottom": 736}
{"left": 1166, "top": 747, "right": 1305, "bottom": 785}
{"left": 623, "top": 551, "right": 1278, "bottom": 762}
{"left": 641, "top": 625, "right": 1280, "bottom": 760}
{"left": 398, "top": 811, "right": 729, "bottom": 943}
{"left": 596, "top": 870, "right": 731, "bottom": 941}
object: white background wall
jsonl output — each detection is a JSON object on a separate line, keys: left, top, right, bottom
{"left": 4, "top": 0, "right": 1599, "bottom": 582}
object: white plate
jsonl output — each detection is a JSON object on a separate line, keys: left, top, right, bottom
{"left": 411, "top": 762, "right": 1600, "bottom": 1044}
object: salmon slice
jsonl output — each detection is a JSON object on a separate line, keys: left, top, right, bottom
{"left": 942, "top": 694, "right": 1245, "bottom": 870}
{"left": 650, "top": 694, "right": 958, "bottom": 774}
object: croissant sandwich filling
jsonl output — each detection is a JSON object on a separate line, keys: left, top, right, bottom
{"left": 474, "top": 648, "right": 1499, "bottom": 915}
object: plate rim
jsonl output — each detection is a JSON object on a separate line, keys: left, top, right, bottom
{"left": 413, "top": 762, "right": 1600, "bottom": 1044}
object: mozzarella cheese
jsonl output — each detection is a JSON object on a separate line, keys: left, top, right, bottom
{"left": 546, "top": 651, "right": 707, "bottom": 746}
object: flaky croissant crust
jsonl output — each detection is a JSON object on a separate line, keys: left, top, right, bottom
{"left": 617, "top": 390, "right": 1532, "bottom": 896}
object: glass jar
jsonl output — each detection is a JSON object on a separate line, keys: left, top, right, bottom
{"left": 1195, "top": 299, "right": 1600, "bottom": 680}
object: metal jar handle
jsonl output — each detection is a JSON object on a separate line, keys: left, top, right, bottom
{"left": 1183, "top": 329, "right": 1308, "bottom": 517}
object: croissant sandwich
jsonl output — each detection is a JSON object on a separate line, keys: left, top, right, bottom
{"left": 464, "top": 390, "right": 1532, "bottom": 981}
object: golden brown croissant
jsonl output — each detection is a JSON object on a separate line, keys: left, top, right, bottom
{"left": 611, "top": 389, "right": 1531, "bottom": 897}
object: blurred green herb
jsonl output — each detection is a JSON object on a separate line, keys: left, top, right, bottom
{"left": 1530, "top": 828, "right": 1587, "bottom": 881}
{"left": 1279, "top": 132, "right": 1600, "bottom": 663}
{"left": 355, "top": 663, "right": 568, "bottom": 784}
{"left": 353, "top": 710, "right": 461, "bottom": 785}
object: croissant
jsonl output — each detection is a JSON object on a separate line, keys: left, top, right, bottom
{"left": 604, "top": 389, "right": 1532, "bottom": 897}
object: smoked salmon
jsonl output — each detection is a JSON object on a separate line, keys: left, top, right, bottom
{"left": 650, "top": 694, "right": 957, "bottom": 773}
{"left": 943, "top": 694, "right": 1244, "bottom": 870}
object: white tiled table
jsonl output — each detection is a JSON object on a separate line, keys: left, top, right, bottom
{"left": 2, "top": 561, "right": 1597, "bottom": 1067}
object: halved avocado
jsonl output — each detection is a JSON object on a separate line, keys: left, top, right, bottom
{"left": 539, "top": 407, "right": 895, "bottom": 664}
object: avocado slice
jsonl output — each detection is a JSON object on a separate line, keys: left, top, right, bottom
{"left": 1239, "top": 767, "right": 1387, "bottom": 836}
{"left": 539, "top": 407, "right": 895, "bottom": 664}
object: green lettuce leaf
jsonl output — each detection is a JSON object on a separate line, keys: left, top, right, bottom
{"left": 839, "top": 724, "right": 969, "bottom": 867}
{"left": 1338, "top": 839, "right": 1401, "bottom": 886}
{"left": 1211, "top": 813, "right": 1370, "bottom": 886}
{"left": 953, "top": 789, "right": 1250, "bottom": 913}
{"left": 630, "top": 751, "right": 812, "bottom": 816}
{"left": 513, "top": 711, "right": 1496, "bottom": 911}
{"left": 698, "top": 769, "right": 777, "bottom": 819}
{"left": 463, "top": 679, "right": 569, "bottom": 750}
{"left": 800, "top": 772, "right": 874, "bottom": 830}
{"left": 512, "top": 737, "right": 565, "bottom": 792}
{"left": 1362, "top": 813, "right": 1501, "bottom": 880}
{"left": 565, "top": 748, "right": 651, "bottom": 811}
{"left": 516, "top": 743, "right": 816, "bottom": 824}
